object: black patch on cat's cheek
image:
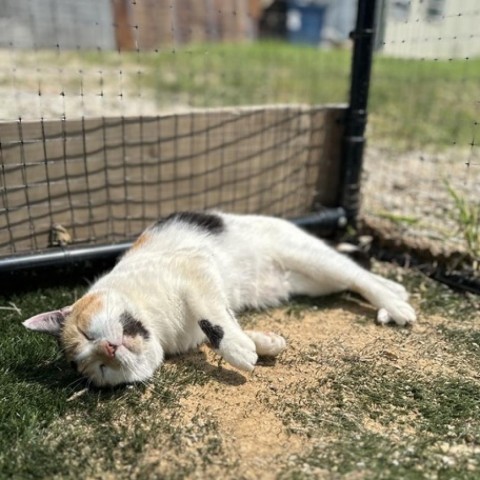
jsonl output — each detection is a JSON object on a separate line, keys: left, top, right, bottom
{"left": 121, "top": 312, "right": 150, "bottom": 339}
{"left": 151, "top": 211, "right": 225, "bottom": 234}
{"left": 198, "top": 320, "right": 224, "bottom": 349}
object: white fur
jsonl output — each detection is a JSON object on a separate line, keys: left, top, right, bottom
{"left": 24, "top": 212, "right": 416, "bottom": 386}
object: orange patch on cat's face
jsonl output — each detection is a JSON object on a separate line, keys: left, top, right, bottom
{"left": 61, "top": 293, "right": 103, "bottom": 359}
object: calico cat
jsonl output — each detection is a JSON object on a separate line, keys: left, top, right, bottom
{"left": 23, "top": 211, "right": 416, "bottom": 387}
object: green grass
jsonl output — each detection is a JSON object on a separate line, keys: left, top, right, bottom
{"left": 369, "top": 55, "right": 480, "bottom": 150}
{"left": 71, "top": 41, "right": 480, "bottom": 150}
{"left": 5, "top": 42, "right": 478, "bottom": 149}
{"left": 445, "top": 181, "right": 480, "bottom": 263}
{"left": 274, "top": 344, "right": 480, "bottom": 479}
{"left": 0, "top": 283, "right": 223, "bottom": 479}
{"left": 277, "top": 365, "right": 480, "bottom": 479}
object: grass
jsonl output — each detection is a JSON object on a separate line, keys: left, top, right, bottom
{"left": 276, "top": 366, "right": 480, "bottom": 479}
{"left": 445, "top": 181, "right": 480, "bottom": 264}
{"left": 369, "top": 55, "right": 480, "bottom": 150}
{"left": 377, "top": 211, "right": 421, "bottom": 226}
{"left": 140, "top": 43, "right": 480, "bottom": 150}
{"left": 11, "top": 41, "right": 479, "bottom": 149}
{"left": 1, "top": 261, "right": 480, "bottom": 478}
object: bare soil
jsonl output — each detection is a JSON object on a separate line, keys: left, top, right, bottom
{"left": 140, "top": 285, "right": 479, "bottom": 479}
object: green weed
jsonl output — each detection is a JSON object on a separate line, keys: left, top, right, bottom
{"left": 445, "top": 180, "right": 480, "bottom": 265}
{"left": 377, "top": 211, "right": 421, "bottom": 226}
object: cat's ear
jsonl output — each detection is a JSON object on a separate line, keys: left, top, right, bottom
{"left": 22, "top": 306, "right": 73, "bottom": 337}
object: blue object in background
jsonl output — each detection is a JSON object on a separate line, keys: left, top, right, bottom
{"left": 287, "top": 1, "right": 327, "bottom": 45}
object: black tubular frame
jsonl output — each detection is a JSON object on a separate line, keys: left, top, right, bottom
{"left": 340, "top": 0, "right": 376, "bottom": 224}
{"left": 0, "top": 0, "right": 376, "bottom": 273}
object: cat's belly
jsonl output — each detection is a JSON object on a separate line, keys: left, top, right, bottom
{"left": 227, "top": 261, "right": 291, "bottom": 312}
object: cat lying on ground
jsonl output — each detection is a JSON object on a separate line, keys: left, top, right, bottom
{"left": 23, "top": 211, "right": 416, "bottom": 387}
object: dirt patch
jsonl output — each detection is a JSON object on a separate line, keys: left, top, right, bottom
{"left": 140, "top": 291, "right": 479, "bottom": 479}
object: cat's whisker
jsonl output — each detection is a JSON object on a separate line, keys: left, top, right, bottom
{"left": 66, "top": 376, "right": 87, "bottom": 390}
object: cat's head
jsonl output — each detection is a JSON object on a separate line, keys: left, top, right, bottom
{"left": 22, "top": 291, "right": 164, "bottom": 387}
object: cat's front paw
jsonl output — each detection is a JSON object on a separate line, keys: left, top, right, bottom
{"left": 245, "top": 330, "right": 287, "bottom": 357}
{"left": 378, "top": 297, "right": 417, "bottom": 326}
{"left": 218, "top": 330, "right": 258, "bottom": 372}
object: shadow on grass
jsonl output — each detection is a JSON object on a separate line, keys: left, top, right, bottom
{"left": 10, "top": 343, "right": 251, "bottom": 395}
{"left": 166, "top": 349, "right": 248, "bottom": 387}
{"left": 284, "top": 292, "right": 414, "bottom": 329}
{"left": 9, "top": 356, "right": 153, "bottom": 402}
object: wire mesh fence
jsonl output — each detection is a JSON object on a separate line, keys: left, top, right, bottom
{"left": 362, "top": 0, "right": 480, "bottom": 272}
{"left": 0, "top": 0, "right": 354, "bottom": 262}
{"left": 0, "top": 0, "right": 355, "bottom": 120}
{"left": 0, "top": 106, "right": 344, "bottom": 257}
{"left": 3, "top": 0, "right": 477, "bottom": 279}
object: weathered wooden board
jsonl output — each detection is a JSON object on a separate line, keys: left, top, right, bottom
{"left": 0, "top": 104, "right": 346, "bottom": 256}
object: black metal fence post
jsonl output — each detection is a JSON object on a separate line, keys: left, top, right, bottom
{"left": 340, "top": 0, "right": 377, "bottom": 225}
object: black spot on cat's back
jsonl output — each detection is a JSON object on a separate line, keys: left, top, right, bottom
{"left": 151, "top": 211, "right": 225, "bottom": 234}
{"left": 121, "top": 312, "right": 150, "bottom": 339}
{"left": 198, "top": 320, "right": 224, "bottom": 349}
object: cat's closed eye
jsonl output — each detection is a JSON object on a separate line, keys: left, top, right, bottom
{"left": 78, "top": 328, "right": 93, "bottom": 341}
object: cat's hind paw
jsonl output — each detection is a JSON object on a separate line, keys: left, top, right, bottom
{"left": 376, "top": 308, "right": 391, "bottom": 325}
{"left": 218, "top": 330, "right": 258, "bottom": 372}
{"left": 378, "top": 297, "right": 417, "bottom": 326}
{"left": 245, "top": 330, "right": 287, "bottom": 357}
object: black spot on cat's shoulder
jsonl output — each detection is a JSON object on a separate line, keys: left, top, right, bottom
{"left": 198, "top": 319, "right": 224, "bottom": 349}
{"left": 151, "top": 211, "right": 225, "bottom": 234}
{"left": 121, "top": 312, "right": 150, "bottom": 340}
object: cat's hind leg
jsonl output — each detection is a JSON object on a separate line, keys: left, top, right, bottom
{"left": 269, "top": 224, "right": 416, "bottom": 326}
{"left": 371, "top": 273, "right": 409, "bottom": 301}
{"left": 288, "top": 253, "right": 416, "bottom": 325}
{"left": 245, "top": 330, "right": 287, "bottom": 357}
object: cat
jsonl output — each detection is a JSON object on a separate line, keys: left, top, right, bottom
{"left": 23, "top": 211, "right": 416, "bottom": 387}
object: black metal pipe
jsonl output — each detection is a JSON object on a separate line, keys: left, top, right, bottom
{"left": 0, "top": 242, "right": 132, "bottom": 273}
{"left": 340, "top": 0, "right": 377, "bottom": 224}
{"left": 0, "top": 208, "right": 347, "bottom": 273}
{"left": 292, "top": 207, "right": 347, "bottom": 229}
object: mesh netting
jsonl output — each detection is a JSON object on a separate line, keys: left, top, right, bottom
{"left": 0, "top": 0, "right": 352, "bottom": 258}
{"left": 362, "top": 0, "right": 480, "bottom": 263}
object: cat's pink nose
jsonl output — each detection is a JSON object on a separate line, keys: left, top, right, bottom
{"left": 102, "top": 341, "right": 117, "bottom": 358}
